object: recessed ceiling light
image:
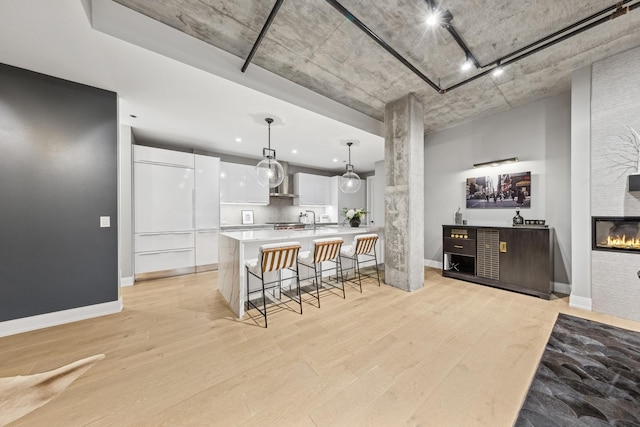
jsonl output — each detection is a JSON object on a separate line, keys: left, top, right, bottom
{"left": 492, "top": 66, "right": 504, "bottom": 77}
{"left": 292, "top": 149, "right": 298, "bottom": 154}
{"left": 333, "top": 158, "right": 338, "bottom": 162}
{"left": 235, "top": 137, "right": 242, "bottom": 142}
{"left": 461, "top": 59, "right": 472, "bottom": 71}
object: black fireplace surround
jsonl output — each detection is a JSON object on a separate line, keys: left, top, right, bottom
{"left": 592, "top": 217, "right": 640, "bottom": 253}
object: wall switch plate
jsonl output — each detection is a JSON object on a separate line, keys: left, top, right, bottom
{"left": 499, "top": 241, "right": 507, "bottom": 253}
{"left": 100, "top": 216, "right": 111, "bottom": 228}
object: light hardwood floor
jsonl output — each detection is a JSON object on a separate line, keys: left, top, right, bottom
{"left": 2, "top": 268, "right": 640, "bottom": 426}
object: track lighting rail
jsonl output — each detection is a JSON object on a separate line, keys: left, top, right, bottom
{"left": 242, "top": 0, "right": 639, "bottom": 94}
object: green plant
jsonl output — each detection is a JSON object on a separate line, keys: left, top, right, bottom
{"left": 343, "top": 208, "right": 366, "bottom": 220}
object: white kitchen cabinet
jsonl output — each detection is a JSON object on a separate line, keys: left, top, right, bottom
{"left": 195, "top": 155, "right": 220, "bottom": 229}
{"left": 134, "top": 144, "right": 194, "bottom": 168}
{"left": 195, "top": 230, "right": 219, "bottom": 269}
{"left": 195, "top": 155, "right": 220, "bottom": 270}
{"left": 293, "top": 173, "right": 331, "bottom": 206}
{"left": 134, "top": 145, "right": 222, "bottom": 279}
{"left": 220, "top": 162, "right": 269, "bottom": 204}
{"left": 134, "top": 232, "right": 195, "bottom": 253}
{"left": 134, "top": 162, "right": 194, "bottom": 233}
{"left": 135, "top": 249, "right": 195, "bottom": 275}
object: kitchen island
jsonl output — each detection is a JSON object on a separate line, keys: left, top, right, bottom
{"left": 218, "top": 226, "right": 384, "bottom": 317}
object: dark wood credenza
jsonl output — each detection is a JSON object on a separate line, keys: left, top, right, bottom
{"left": 442, "top": 225, "right": 553, "bottom": 299}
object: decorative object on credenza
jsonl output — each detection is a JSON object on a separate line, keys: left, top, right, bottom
{"left": 512, "top": 210, "right": 524, "bottom": 225}
{"left": 241, "top": 210, "right": 254, "bottom": 225}
{"left": 454, "top": 207, "right": 462, "bottom": 225}
{"left": 344, "top": 208, "right": 365, "bottom": 227}
{"left": 521, "top": 219, "right": 547, "bottom": 227}
{"left": 466, "top": 171, "right": 531, "bottom": 209}
{"left": 630, "top": 173, "right": 640, "bottom": 191}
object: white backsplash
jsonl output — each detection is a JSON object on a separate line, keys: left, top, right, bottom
{"left": 220, "top": 197, "right": 328, "bottom": 225}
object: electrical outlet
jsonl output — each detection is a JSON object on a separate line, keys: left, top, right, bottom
{"left": 100, "top": 216, "right": 111, "bottom": 228}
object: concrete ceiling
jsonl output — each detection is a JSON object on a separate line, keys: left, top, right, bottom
{"left": 113, "top": 0, "right": 640, "bottom": 133}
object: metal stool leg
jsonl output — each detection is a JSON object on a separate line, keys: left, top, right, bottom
{"left": 314, "top": 262, "right": 321, "bottom": 308}
{"left": 261, "top": 276, "right": 268, "bottom": 328}
{"left": 338, "top": 257, "right": 346, "bottom": 298}
{"left": 374, "top": 247, "right": 381, "bottom": 286}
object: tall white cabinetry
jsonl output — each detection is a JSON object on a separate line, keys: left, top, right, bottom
{"left": 134, "top": 146, "right": 220, "bottom": 280}
{"left": 293, "top": 173, "right": 331, "bottom": 206}
{"left": 219, "top": 162, "right": 269, "bottom": 204}
{"left": 195, "top": 155, "right": 220, "bottom": 271}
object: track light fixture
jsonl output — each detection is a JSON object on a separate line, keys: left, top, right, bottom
{"left": 461, "top": 55, "right": 473, "bottom": 71}
{"left": 321, "top": 0, "right": 638, "bottom": 95}
{"left": 426, "top": 11, "right": 440, "bottom": 26}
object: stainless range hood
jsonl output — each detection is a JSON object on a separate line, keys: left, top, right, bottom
{"left": 269, "top": 161, "right": 299, "bottom": 198}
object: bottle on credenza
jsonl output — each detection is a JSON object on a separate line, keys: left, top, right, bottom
{"left": 454, "top": 207, "right": 462, "bottom": 225}
{"left": 513, "top": 210, "right": 524, "bottom": 226}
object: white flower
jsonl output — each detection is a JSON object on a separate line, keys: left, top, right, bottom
{"left": 346, "top": 209, "right": 355, "bottom": 219}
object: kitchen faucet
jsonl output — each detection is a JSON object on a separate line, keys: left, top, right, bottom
{"left": 305, "top": 210, "right": 316, "bottom": 230}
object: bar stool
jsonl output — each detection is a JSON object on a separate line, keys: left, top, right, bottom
{"left": 339, "top": 234, "right": 381, "bottom": 292}
{"left": 297, "top": 237, "right": 345, "bottom": 307}
{"left": 245, "top": 241, "right": 302, "bottom": 328}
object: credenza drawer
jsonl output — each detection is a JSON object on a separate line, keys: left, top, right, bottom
{"left": 443, "top": 238, "right": 476, "bottom": 256}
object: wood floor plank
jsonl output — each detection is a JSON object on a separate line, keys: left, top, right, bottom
{"left": 2, "top": 269, "right": 640, "bottom": 426}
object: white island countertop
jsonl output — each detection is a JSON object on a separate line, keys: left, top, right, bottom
{"left": 221, "top": 226, "right": 382, "bottom": 243}
{"left": 218, "top": 226, "right": 384, "bottom": 317}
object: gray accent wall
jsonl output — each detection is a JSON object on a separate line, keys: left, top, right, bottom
{"left": 424, "top": 92, "right": 572, "bottom": 290}
{"left": 0, "top": 63, "right": 118, "bottom": 322}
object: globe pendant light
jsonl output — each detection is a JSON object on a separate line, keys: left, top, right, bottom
{"left": 256, "top": 117, "right": 284, "bottom": 188}
{"left": 339, "top": 141, "right": 361, "bottom": 193}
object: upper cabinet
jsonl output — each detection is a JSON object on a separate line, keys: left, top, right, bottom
{"left": 293, "top": 173, "right": 331, "bottom": 206}
{"left": 220, "top": 161, "right": 269, "bottom": 205}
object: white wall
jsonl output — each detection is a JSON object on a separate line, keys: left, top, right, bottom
{"left": 118, "top": 124, "right": 133, "bottom": 286}
{"left": 424, "top": 92, "right": 572, "bottom": 289}
{"left": 570, "top": 66, "right": 592, "bottom": 309}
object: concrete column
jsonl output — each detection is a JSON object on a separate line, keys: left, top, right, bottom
{"left": 384, "top": 93, "right": 424, "bottom": 291}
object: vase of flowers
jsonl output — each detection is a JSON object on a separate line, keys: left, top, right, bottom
{"left": 344, "top": 208, "right": 365, "bottom": 228}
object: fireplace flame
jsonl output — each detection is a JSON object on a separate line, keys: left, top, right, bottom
{"left": 605, "top": 235, "right": 640, "bottom": 250}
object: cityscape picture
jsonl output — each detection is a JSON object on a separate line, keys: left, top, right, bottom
{"left": 466, "top": 171, "right": 531, "bottom": 209}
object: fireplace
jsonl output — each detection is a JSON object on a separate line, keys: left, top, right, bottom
{"left": 592, "top": 217, "right": 640, "bottom": 253}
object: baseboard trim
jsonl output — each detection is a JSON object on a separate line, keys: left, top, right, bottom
{"left": 424, "top": 259, "right": 443, "bottom": 269}
{"left": 120, "top": 276, "right": 134, "bottom": 287}
{"left": 553, "top": 282, "right": 571, "bottom": 295}
{"left": 569, "top": 294, "right": 592, "bottom": 311}
{"left": 0, "top": 299, "right": 123, "bottom": 338}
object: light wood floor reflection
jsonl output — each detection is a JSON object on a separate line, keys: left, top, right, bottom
{"left": 2, "top": 268, "right": 639, "bottom": 426}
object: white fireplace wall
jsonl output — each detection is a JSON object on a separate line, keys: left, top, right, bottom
{"left": 590, "top": 45, "right": 640, "bottom": 321}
